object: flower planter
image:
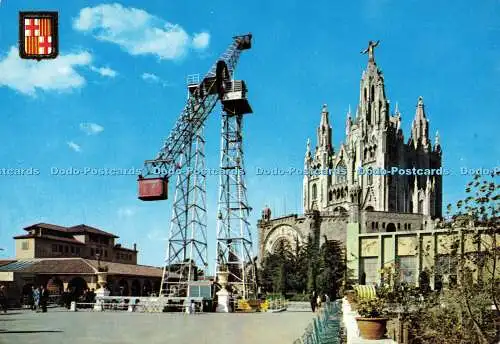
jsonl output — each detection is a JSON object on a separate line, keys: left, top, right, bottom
{"left": 356, "top": 317, "right": 389, "bottom": 340}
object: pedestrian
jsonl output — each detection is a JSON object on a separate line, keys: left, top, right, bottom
{"left": 0, "top": 285, "right": 7, "bottom": 313}
{"left": 33, "top": 286, "right": 40, "bottom": 311}
{"left": 310, "top": 290, "right": 316, "bottom": 313}
{"left": 316, "top": 294, "right": 322, "bottom": 311}
{"left": 40, "top": 285, "right": 48, "bottom": 313}
{"left": 324, "top": 293, "right": 330, "bottom": 304}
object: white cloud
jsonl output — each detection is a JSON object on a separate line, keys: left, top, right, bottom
{"left": 73, "top": 3, "right": 210, "bottom": 60}
{"left": 141, "top": 72, "right": 160, "bottom": 82}
{"left": 117, "top": 206, "right": 136, "bottom": 218}
{"left": 79, "top": 122, "right": 104, "bottom": 135}
{"left": 67, "top": 141, "right": 82, "bottom": 152}
{"left": 141, "top": 72, "right": 170, "bottom": 87}
{"left": 90, "top": 66, "right": 117, "bottom": 77}
{"left": 192, "top": 32, "right": 210, "bottom": 50}
{"left": 0, "top": 47, "right": 92, "bottom": 96}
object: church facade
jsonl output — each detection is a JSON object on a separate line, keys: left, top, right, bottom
{"left": 257, "top": 42, "right": 444, "bottom": 285}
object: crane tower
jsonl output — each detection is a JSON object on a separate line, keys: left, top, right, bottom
{"left": 137, "top": 34, "right": 256, "bottom": 299}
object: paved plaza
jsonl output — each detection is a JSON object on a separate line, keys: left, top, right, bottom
{"left": 0, "top": 308, "right": 314, "bottom": 344}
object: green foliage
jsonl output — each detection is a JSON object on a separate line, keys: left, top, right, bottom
{"left": 259, "top": 234, "right": 346, "bottom": 297}
{"left": 315, "top": 236, "right": 346, "bottom": 298}
{"left": 356, "top": 298, "right": 387, "bottom": 318}
{"left": 406, "top": 173, "right": 500, "bottom": 344}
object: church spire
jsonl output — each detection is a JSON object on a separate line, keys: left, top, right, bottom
{"left": 434, "top": 130, "right": 441, "bottom": 154}
{"left": 358, "top": 40, "right": 387, "bottom": 131}
{"left": 411, "top": 96, "right": 430, "bottom": 149}
{"left": 346, "top": 105, "right": 352, "bottom": 136}
{"left": 317, "top": 104, "right": 333, "bottom": 153}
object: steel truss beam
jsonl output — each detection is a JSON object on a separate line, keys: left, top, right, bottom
{"left": 160, "top": 126, "right": 208, "bottom": 297}
{"left": 215, "top": 110, "right": 256, "bottom": 299}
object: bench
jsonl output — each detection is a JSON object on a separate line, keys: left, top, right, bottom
{"left": 353, "top": 284, "right": 377, "bottom": 300}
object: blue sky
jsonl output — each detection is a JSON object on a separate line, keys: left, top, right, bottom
{"left": 0, "top": 0, "right": 498, "bottom": 269}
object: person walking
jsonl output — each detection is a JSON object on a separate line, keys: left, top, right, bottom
{"left": 0, "top": 285, "right": 7, "bottom": 313}
{"left": 316, "top": 294, "right": 322, "bottom": 312}
{"left": 40, "top": 285, "right": 48, "bottom": 313}
{"left": 310, "top": 291, "right": 317, "bottom": 313}
{"left": 33, "top": 286, "right": 40, "bottom": 311}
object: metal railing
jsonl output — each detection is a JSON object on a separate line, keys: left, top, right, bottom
{"left": 295, "top": 300, "right": 345, "bottom": 344}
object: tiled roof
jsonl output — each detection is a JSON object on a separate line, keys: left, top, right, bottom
{"left": 22, "top": 258, "right": 96, "bottom": 274}
{"left": 0, "top": 259, "right": 40, "bottom": 271}
{"left": 0, "top": 258, "right": 167, "bottom": 278}
{"left": 0, "top": 260, "right": 16, "bottom": 267}
{"left": 68, "top": 224, "right": 119, "bottom": 238}
{"left": 84, "top": 260, "right": 164, "bottom": 278}
{"left": 24, "top": 223, "right": 68, "bottom": 232}
{"left": 22, "top": 222, "right": 119, "bottom": 238}
{"left": 114, "top": 245, "right": 136, "bottom": 252}
{"left": 13, "top": 234, "right": 85, "bottom": 245}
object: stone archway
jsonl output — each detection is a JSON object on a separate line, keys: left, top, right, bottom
{"left": 68, "top": 277, "right": 88, "bottom": 297}
{"left": 142, "top": 280, "right": 153, "bottom": 296}
{"left": 118, "top": 279, "right": 129, "bottom": 296}
{"left": 386, "top": 223, "right": 396, "bottom": 232}
{"left": 130, "top": 279, "right": 141, "bottom": 296}
{"left": 264, "top": 225, "right": 303, "bottom": 255}
{"left": 46, "top": 277, "right": 64, "bottom": 296}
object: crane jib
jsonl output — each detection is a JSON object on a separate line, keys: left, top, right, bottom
{"left": 138, "top": 34, "right": 252, "bottom": 201}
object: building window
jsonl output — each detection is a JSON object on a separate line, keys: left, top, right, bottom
{"left": 312, "top": 184, "right": 317, "bottom": 199}
{"left": 104, "top": 250, "right": 108, "bottom": 258}
{"left": 71, "top": 246, "right": 75, "bottom": 254}
{"left": 418, "top": 200, "right": 423, "bottom": 214}
{"left": 360, "top": 257, "right": 378, "bottom": 285}
{"left": 76, "top": 247, "right": 80, "bottom": 255}
{"left": 398, "top": 256, "right": 417, "bottom": 284}
{"left": 58, "top": 245, "right": 63, "bottom": 253}
{"left": 21, "top": 241, "right": 29, "bottom": 250}
{"left": 52, "top": 244, "right": 57, "bottom": 253}
{"left": 91, "top": 248, "right": 94, "bottom": 257}
{"left": 336, "top": 161, "right": 347, "bottom": 184}
{"left": 435, "top": 254, "right": 458, "bottom": 288}
{"left": 65, "top": 246, "right": 69, "bottom": 253}
{"left": 367, "top": 169, "right": 373, "bottom": 185}
{"left": 397, "top": 223, "right": 401, "bottom": 230}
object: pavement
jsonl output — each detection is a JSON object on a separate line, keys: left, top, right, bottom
{"left": 0, "top": 308, "right": 315, "bottom": 344}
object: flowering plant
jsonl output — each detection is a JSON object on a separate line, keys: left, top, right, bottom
{"left": 356, "top": 297, "right": 387, "bottom": 318}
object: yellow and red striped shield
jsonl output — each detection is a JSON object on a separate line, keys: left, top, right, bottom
{"left": 19, "top": 12, "right": 59, "bottom": 60}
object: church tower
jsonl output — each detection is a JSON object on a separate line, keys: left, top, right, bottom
{"left": 304, "top": 105, "right": 334, "bottom": 212}
{"left": 354, "top": 40, "right": 391, "bottom": 212}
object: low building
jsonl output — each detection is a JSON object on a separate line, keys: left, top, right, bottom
{"left": 0, "top": 223, "right": 164, "bottom": 306}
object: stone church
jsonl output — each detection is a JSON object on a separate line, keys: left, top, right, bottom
{"left": 258, "top": 42, "right": 443, "bottom": 283}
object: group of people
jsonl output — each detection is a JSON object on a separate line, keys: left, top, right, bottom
{"left": 27, "top": 285, "right": 49, "bottom": 312}
{"left": 310, "top": 290, "right": 330, "bottom": 313}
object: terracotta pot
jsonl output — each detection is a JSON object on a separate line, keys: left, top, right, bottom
{"left": 356, "top": 317, "right": 389, "bottom": 340}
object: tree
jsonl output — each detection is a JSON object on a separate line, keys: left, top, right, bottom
{"left": 316, "top": 236, "right": 346, "bottom": 298}
{"left": 409, "top": 172, "right": 499, "bottom": 344}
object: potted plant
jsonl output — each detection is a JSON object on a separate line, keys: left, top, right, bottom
{"left": 355, "top": 297, "right": 389, "bottom": 340}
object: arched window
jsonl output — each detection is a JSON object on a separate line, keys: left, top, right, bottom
{"left": 336, "top": 160, "right": 347, "bottom": 184}
{"left": 367, "top": 168, "right": 373, "bottom": 185}
{"left": 328, "top": 191, "right": 333, "bottom": 202}
{"left": 312, "top": 184, "right": 317, "bottom": 199}
{"left": 418, "top": 200, "right": 424, "bottom": 214}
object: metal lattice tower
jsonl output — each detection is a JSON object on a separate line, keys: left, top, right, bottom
{"left": 137, "top": 34, "right": 254, "bottom": 298}
{"left": 159, "top": 93, "right": 208, "bottom": 297}
{"left": 215, "top": 95, "right": 256, "bottom": 299}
